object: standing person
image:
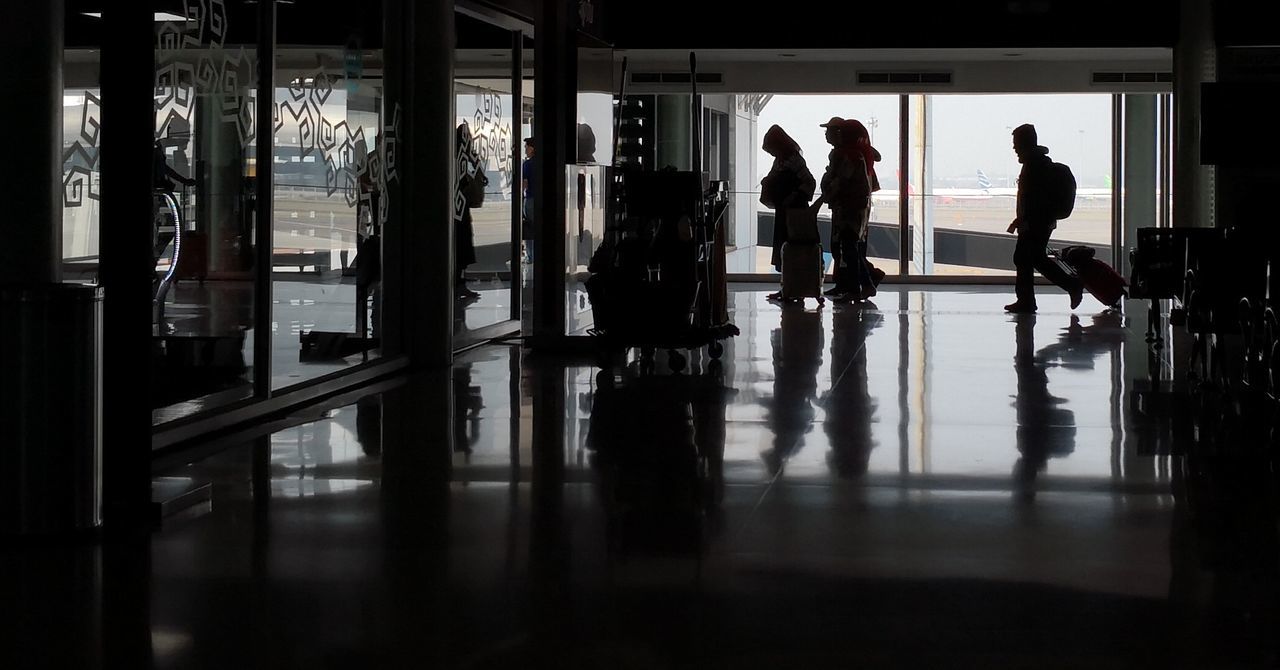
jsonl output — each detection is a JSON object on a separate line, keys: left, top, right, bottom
{"left": 816, "top": 117, "right": 873, "bottom": 302}
{"left": 759, "top": 124, "right": 816, "bottom": 302}
{"left": 455, "top": 123, "right": 484, "bottom": 301}
{"left": 1005, "top": 124, "right": 1083, "bottom": 313}
{"left": 840, "top": 119, "right": 887, "bottom": 293}
{"left": 521, "top": 137, "right": 535, "bottom": 264}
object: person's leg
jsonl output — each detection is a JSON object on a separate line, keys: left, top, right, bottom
{"left": 855, "top": 239, "right": 874, "bottom": 298}
{"left": 826, "top": 222, "right": 843, "bottom": 295}
{"left": 835, "top": 215, "right": 861, "bottom": 297}
{"left": 769, "top": 208, "right": 786, "bottom": 300}
{"left": 855, "top": 208, "right": 874, "bottom": 298}
{"left": 1032, "top": 235, "right": 1084, "bottom": 308}
{"left": 1010, "top": 229, "right": 1041, "bottom": 310}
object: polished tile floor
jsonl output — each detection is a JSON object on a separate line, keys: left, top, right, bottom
{"left": 7, "top": 287, "right": 1280, "bottom": 668}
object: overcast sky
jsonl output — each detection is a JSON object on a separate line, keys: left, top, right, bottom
{"left": 757, "top": 94, "right": 1114, "bottom": 189}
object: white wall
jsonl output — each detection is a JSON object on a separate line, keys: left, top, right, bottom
{"left": 731, "top": 97, "right": 758, "bottom": 249}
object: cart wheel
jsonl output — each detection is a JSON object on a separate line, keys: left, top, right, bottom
{"left": 707, "top": 359, "right": 723, "bottom": 376}
{"left": 708, "top": 340, "right": 724, "bottom": 360}
{"left": 669, "top": 350, "right": 686, "bottom": 373}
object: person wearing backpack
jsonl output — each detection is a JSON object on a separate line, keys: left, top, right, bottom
{"left": 1004, "top": 124, "right": 1083, "bottom": 313}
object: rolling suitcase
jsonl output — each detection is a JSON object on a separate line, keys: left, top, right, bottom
{"left": 781, "top": 241, "right": 824, "bottom": 304}
{"left": 1058, "top": 245, "right": 1127, "bottom": 308}
{"left": 1078, "top": 257, "right": 1128, "bottom": 308}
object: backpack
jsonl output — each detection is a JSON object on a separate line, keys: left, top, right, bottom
{"left": 1047, "top": 161, "right": 1076, "bottom": 220}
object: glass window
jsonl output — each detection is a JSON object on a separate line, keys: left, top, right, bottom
{"left": 750, "top": 95, "right": 901, "bottom": 275}
{"left": 917, "top": 94, "right": 1114, "bottom": 276}
{"left": 454, "top": 12, "right": 521, "bottom": 340}
{"left": 151, "top": 2, "right": 259, "bottom": 416}
{"left": 271, "top": 8, "right": 390, "bottom": 389}
{"left": 62, "top": 87, "right": 102, "bottom": 264}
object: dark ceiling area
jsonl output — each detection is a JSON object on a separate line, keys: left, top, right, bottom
{"left": 605, "top": 0, "right": 1181, "bottom": 50}
{"left": 61, "top": 1, "right": 1280, "bottom": 53}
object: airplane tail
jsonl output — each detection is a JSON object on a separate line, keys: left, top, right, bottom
{"left": 976, "top": 169, "right": 992, "bottom": 192}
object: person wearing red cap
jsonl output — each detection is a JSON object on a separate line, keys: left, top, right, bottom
{"left": 839, "top": 119, "right": 887, "bottom": 295}
{"left": 816, "top": 117, "right": 873, "bottom": 301}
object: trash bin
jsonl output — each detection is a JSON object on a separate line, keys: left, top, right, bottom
{"left": 0, "top": 283, "right": 103, "bottom": 535}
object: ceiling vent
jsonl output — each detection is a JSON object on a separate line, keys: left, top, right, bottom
{"left": 857, "top": 71, "right": 953, "bottom": 85}
{"left": 630, "top": 72, "right": 723, "bottom": 85}
{"left": 1092, "top": 71, "right": 1173, "bottom": 84}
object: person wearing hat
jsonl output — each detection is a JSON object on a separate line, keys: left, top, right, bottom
{"left": 1004, "top": 123, "right": 1082, "bottom": 313}
{"left": 816, "top": 116, "right": 873, "bottom": 301}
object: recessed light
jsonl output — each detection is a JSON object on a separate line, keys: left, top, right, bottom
{"left": 1003, "top": 52, "right": 1024, "bottom": 57}
{"left": 779, "top": 53, "right": 798, "bottom": 58}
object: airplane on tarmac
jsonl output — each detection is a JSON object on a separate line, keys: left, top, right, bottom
{"left": 869, "top": 168, "right": 1112, "bottom": 205}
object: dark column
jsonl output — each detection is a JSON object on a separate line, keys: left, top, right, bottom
{"left": 100, "top": 2, "right": 157, "bottom": 524}
{"left": 1173, "top": 0, "right": 1215, "bottom": 229}
{"left": 397, "top": 0, "right": 456, "bottom": 366}
{"left": 2, "top": 1, "right": 63, "bottom": 284}
{"left": 533, "top": 0, "right": 574, "bottom": 343}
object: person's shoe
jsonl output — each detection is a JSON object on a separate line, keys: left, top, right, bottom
{"left": 1005, "top": 301, "right": 1037, "bottom": 313}
{"left": 1069, "top": 287, "right": 1084, "bottom": 310}
{"left": 766, "top": 291, "right": 783, "bottom": 302}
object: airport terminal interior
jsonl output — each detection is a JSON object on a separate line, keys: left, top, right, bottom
{"left": 4, "top": 0, "right": 1280, "bottom": 667}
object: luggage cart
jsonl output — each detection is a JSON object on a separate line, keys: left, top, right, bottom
{"left": 585, "top": 53, "right": 739, "bottom": 372}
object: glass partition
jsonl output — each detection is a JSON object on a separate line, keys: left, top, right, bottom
{"left": 151, "top": 2, "right": 260, "bottom": 415}
{"left": 745, "top": 94, "right": 902, "bottom": 275}
{"left": 916, "top": 94, "right": 1113, "bottom": 276}
{"left": 272, "top": 26, "right": 387, "bottom": 389}
{"left": 566, "top": 46, "right": 615, "bottom": 336}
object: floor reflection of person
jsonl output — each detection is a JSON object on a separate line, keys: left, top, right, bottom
{"left": 761, "top": 303, "right": 824, "bottom": 475}
{"left": 1012, "top": 314, "right": 1077, "bottom": 501}
{"left": 823, "top": 305, "right": 882, "bottom": 478}
{"left": 453, "top": 363, "right": 483, "bottom": 461}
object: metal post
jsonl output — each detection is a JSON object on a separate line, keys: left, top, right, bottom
{"left": 898, "top": 94, "right": 909, "bottom": 276}
{"left": 381, "top": 0, "right": 406, "bottom": 357}
{"left": 254, "top": 0, "right": 276, "bottom": 398}
{"left": 511, "top": 30, "right": 524, "bottom": 319}
{"left": 1111, "top": 94, "right": 1124, "bottom": 271}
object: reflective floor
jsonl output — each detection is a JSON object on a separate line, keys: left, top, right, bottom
{"left": 7, "top": 287, "right": 1280, "bottom": 668}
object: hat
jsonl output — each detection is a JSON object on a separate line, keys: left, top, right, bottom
{"left": 1011, "top": 123, "right": 1038, "bottom": 145}
{"left": 820, "top": 116, "right": 845, "bottom": 128}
